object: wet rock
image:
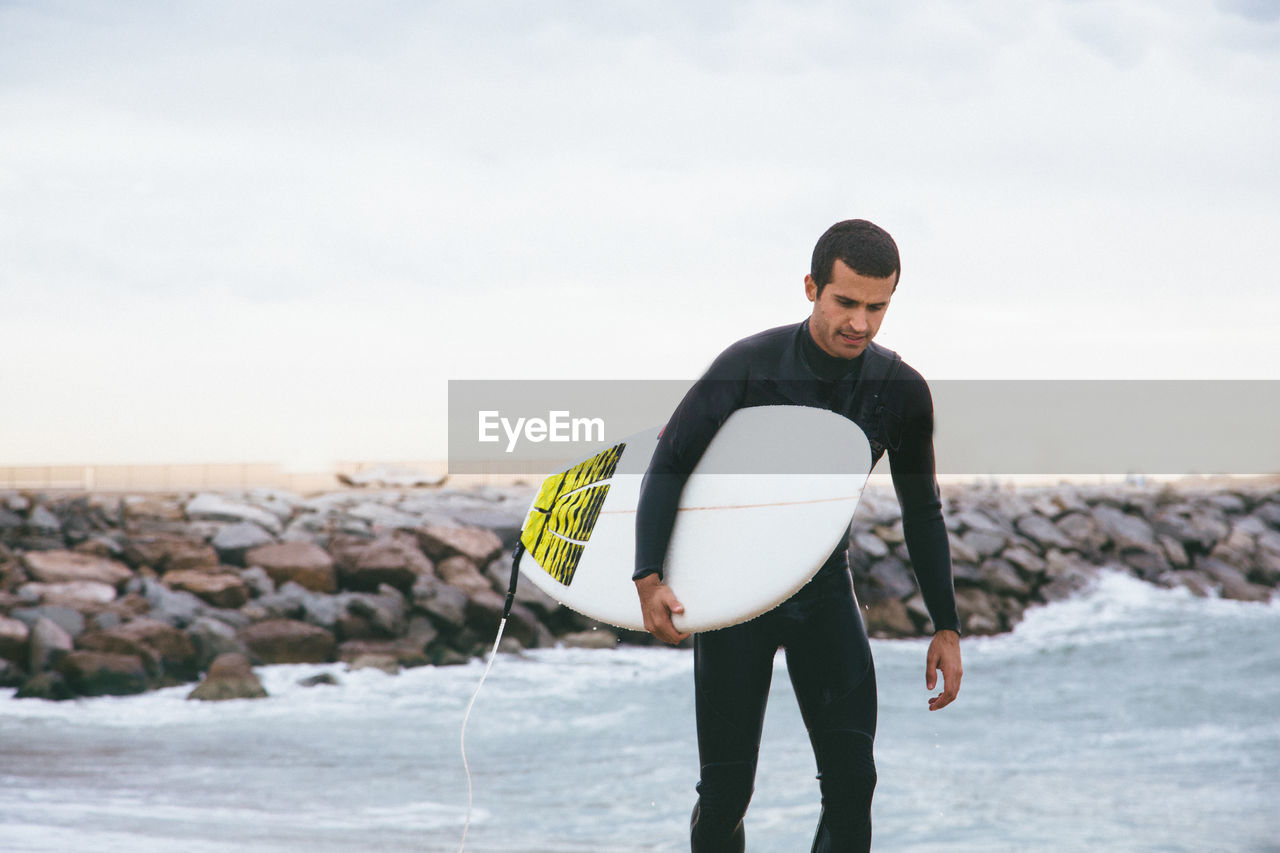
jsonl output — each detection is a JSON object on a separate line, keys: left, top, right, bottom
{"left": 559, "top": 629, "right": 618, "bottom": 649}
{"left": 112, "top": 618, "right": 200, "bottom": 681}
{"left": 134, "top": 577, "right": 206, "bottom": 627}
{"left": 0, "top": 615, "right": 30, "bottom": 664}
{"left": 299, "top": 672, "right": 339, "bottom": 687}
{"left": 239, "top": 619, "right": 336, "bottom": 664}
{"left": 1195, "top": 557, "right": 1272, "bottom": 602}
{"left": 21, "top": 551, "right": 132, "bottom": 588}
{"left": 185, "top": 616, "right": 250, "bottom": 670}
{"left": 15, "top": 671, "right": 76, "bottom": 701}
{"left": 1039, "top": 551, "right": 1097, "bottom": 602}
{"left": 246, "top": 542, "right": 336, "bottom": 594}
{"left": 347, "top": 653, "right": 402, "bottom": 674}
{"left": 0, "top": 658, "right": 25, "bottom": 688}
{"left": 416, "top": 525, "right": 503, "bottom": 566}
{"left": 57, "top": 651, "right": 149, "bottom": 696}
{"left": 862, "top": 598, "right": 916, "bottom": 638}
{"left": 188, "top": 653, "right": 268, "bottom": 701}
{"left": 162, "top": 570, "right": 250, "bottom": 610}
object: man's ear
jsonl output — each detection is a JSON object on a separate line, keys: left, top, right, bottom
{"left": 804, "top": 274, "right": 817, "bottom": 303}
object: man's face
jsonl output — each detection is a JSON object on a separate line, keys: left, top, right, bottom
{"left": 804, "top": 259, "right": 897, "bottom": 359}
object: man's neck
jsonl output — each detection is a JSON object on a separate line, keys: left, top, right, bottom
{"left": 801, "top": 320, "right": 863, "bottom": 381}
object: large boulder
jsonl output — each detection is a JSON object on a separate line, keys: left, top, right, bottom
{"left": 123, "top": 534, "right": 220, "bottom": 574}
{"left": 435, "top": 555, "right": 492, "bottom": 597}
{"left": 185, "top": 494, "right": 284, "bottom": 535}
{"left": 245, "top": 542, "right": 336, "bottom": 594}
{"left": 211, "top": 522, "right": 277, "bottom": 565}
{"left": 57, "top": 651, "right": 149, "bottom": 696}
{"left": 21, "top": 551, "right": 132, "bottom": 588}
{"left": 112, "top": 618, "right": 200, "bottom": 681}
{"left": 0, "top": 615, "right": 30, "bottom": 664}
{"left": 412, "top": 575, "right": 469, "bottom": 630}
{"left": 14, "top": 671, "right": 76, "bottom": 701}
{"left": 161, "top": 570, "right": 250, "bottom": 609}
{"left": 416, "top": 525, "right": 503, "bottom": 566}
{"left": 185, "top": 617, "right": 250, "bottom": 670}
{"left": 239, "top": 619, "right": 336, "bottom": 664}
{"left": 28, "top": 617, "right": 73, "bottom": 673}
{"left": 18, "top": 581, "right": 117, "bottom": 609}
{"left": 334, "top": 534, "right": 433, "bottom": 594}
{"left": 187, "top": 653, "right": 268, "bottom": 701}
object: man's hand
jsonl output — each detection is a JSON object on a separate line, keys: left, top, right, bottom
{"left": 635, "top": 574, "right": 690, "bottom": 645}
{"left": 925, "top": 629, "right": 962, "bottom": 711}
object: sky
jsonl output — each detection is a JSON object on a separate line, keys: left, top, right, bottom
{"left": 2, "top": 0, "right": 1278, "bottom": 470}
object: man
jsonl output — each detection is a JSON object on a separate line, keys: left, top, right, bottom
{"left": 633, "top": 219, "right": 963, "bottom": 852}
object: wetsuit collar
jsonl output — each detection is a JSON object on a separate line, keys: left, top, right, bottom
{"left": 799, "top": 319, "right": 863, "bottom": 381}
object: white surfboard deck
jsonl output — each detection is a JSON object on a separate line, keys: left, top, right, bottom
{"left": 517, "top": 405, "right": 872, "bottom": 633}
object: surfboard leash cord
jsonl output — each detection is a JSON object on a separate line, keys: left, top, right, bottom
{"left": 455, "top": 541, "right": 525, "bottom": 852}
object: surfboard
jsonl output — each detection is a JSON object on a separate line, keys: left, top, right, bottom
{"left": 517, "top": 405, "right": 872, "bottom": 633}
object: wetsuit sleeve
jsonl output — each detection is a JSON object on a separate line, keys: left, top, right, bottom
{"left": 888, "top": 374, "right": 962, "bottom": 634}
{"left": 633, "top": 352, "right": 747, "bottom": 581}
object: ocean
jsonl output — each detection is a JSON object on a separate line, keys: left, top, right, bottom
{"left": 2, "top": 572, "right": 1277, "bottom": 852}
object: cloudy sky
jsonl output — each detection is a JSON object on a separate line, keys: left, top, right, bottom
{"left": 2, "top": 0, "right": 1277, "bottom": 470}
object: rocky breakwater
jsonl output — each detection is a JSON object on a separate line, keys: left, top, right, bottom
{"left": 0, "top": 486, "right": 619, "bottom": 701}
{"left": 1, "top": 480, "right": 1278, "bottom": 700}
{"left": 852, "top": 480, "right": 1280, "bottom": 637}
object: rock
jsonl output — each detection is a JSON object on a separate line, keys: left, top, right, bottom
{"left": 162, "top": 570, "right": 250, "bottom": 609}
{"left": 240, "top": 566, "right": 275, "bottom": 597}
{"left": 299, "top": 672, "right": 339, "bottom": 687}
{"left": 947, "top": 531, "right": 979, "bottom": 565}
{"left": 1039, "top": 551, "right": 1097, "bottom": 602}
{"left": 112, "top": 618, "right": 200, "bottom": 681}
{"left": 57, "top": 651, "right": 149, "bottom": 696}
{"left": 21, "top": 551, "right": 132, "bottom": 588}
{"left": 1120, "top": 549, "right": 1171, "bottom": 580}
{"left": 124, "top": 495, "right": 185, "bottom": 523}
{"left": 1207, "top": 492, "right": 1247, "bottom": 514}
{"left": 135, "top": 577, "right": 206, "bottom": 627}
{"left": 955, "top": 509, "right": 1008, "bottom": 535}
{"left": 867, "top": 557, "right": 917, "bottom": 601}
{"left": 1015, "top": 514, "right": 1073, "bottom": 550}
{"left": 435, "top": 555, "right": 492, "bottom": 597}
{"left": 185, "top": 493, "right": 284, "bottom": 535}
{"left": 1254, "top": 501, "right": 1280, "bottom": 528}
{"left": 416, "top": 525, "right": 503, "bottom": 566}
{"left": 1195, "top": 557, "right": 1272, "bottom": 602}
{"left": 74, "top": 534, "right": 126, "bottom": 559}
{"left": 188, "top": 653, "right": 268, "bottom": 701}
{"left": 413, "top": 575, "right": 469, "bottom": 629}
{"left": 960, "top": 530, "right": 1006, "bottom": 561}
{"left": 430, "top": 646, "right": 472, "bottom": 665}
{"left": 979, "top": 558, "right": 1031, "bottom": 597}
{"left": 12, "top": 605, "right": 86, "bottom": 640}
{"left": 17, "top": 581, "right": 117, "bottom": 608}
{"left": 27, "top": 504, "right": 63, "bottom": 533}
{"left": 335, "top": 535, "right": 432, "bottom": 594}
{"left": 1055, "top": 512, "right": 1107, "bottom": 556}
{"left": 851, "top": 531, "right": 890, "bottom": 560}
{"left": 0, "top": 615, "right": 30, "bottom": 664}
{"left": 73, "top": 630, "right": 162, "bottom": 677}
{"left": 14, "top": 671, "right": 76, "bottom": 701}
{"left": 246, "top": 542, "right": 336, "bottom": 594}
{"left": 559, "top": 629, "right": 618, "bottom": 649}
{"left": 486, "top": 555, "right": 560, "bottom": 616}
{"left": 1153, "top": 506, "right": 1228, "bottom": 554}
{"left": 0, "top": 658, "right": 25, "bottom": 688}
{"left": 123, "top": 534, "right": 220, "bottom": 574}
{"left": 185, "top": 617, "right": 249, "bottom": 670}
{"left": 862, "top": 598, "right": 916, "bottom": 637}
{"left": 346, "top": 502, "right": 424, "bottom": 531}
{"left": 211, "top": 522, "right": 276, "bottom": 565}
{"left": 1157, "top": 534, "right": 1190, "bottom": 568}
{"left": 348, "top": 653, "right": 401, "bottom": 674}
{"left": 465, "top": 590, "right": 538, "bottom": 648}
{"left": 1002, "top": 545, "right": 1047, "bottom": 579}
{"left": 1092, "top": 506, "right": 1157, "bottom": 552}
{"left": 954, "top": 588, "right": 1003, "bottom": 635}
{"left": 239, "top": 619, "right": 336, "bottom": 664}
{"left": 1158, "top": 570, "right": 1213, "bottom": 598}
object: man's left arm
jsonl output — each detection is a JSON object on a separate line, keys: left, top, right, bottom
{"left": 887, "top": 372, "right": 963, "bottom": 711}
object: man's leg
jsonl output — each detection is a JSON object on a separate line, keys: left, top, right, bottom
{"left": 782, "top": 571, "right": 878, "bottom": 852}
{"left": 690, "top": 615, "right": 778, "bottom": 853}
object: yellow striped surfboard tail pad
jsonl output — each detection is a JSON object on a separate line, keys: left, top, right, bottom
{"left": 521, "top": 442, "right": 625, "bottom": 586}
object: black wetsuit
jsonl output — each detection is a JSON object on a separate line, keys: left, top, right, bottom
{"left": 634, "top": 320, "right": 960, "bottom": 853}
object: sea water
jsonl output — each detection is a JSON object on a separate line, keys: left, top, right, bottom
{"left": 1, "top": 572, "right": 1277, "bottom": 853}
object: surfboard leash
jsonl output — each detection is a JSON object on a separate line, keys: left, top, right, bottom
{"left": 455, "top": 541, "right": 525, "bottom": 852}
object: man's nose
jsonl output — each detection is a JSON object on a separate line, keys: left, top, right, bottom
{"left": 847, "top": 308, "right": 868, "bottom": 333}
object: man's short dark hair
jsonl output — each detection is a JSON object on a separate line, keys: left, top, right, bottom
{"left": 810, "top": 219, "right": 901, "bottom": 294}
